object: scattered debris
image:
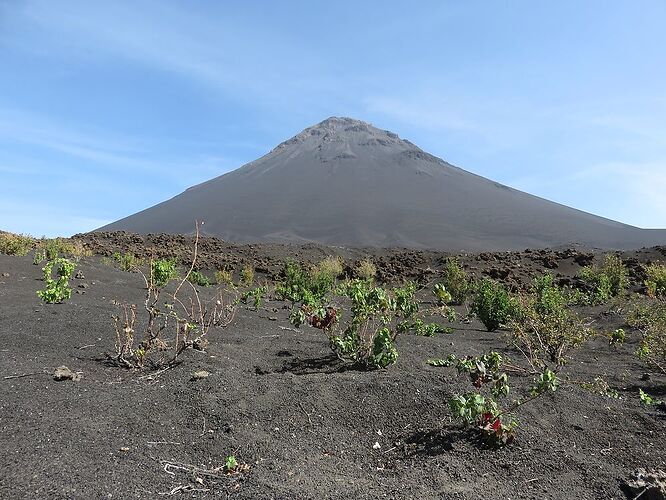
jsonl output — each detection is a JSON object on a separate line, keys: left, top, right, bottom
{"left": 191, "top": 370, "right": 210, "bottom": 380}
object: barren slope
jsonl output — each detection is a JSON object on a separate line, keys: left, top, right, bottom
{"left": 98, "top": 117, "right": 666, "bottom": 250}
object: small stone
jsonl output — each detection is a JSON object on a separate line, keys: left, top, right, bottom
{"left": 78, "top": 283, "right": 88, "bottom": 289}
{"left": 1, "top": 273, "right": 8, "bottom": 277}
{"left": 191, "top": 370, "right": 210, "bottom": 380}
{"left": 372, "top": 442, "right": 381, "bottom": 450}
{"left": 268, "top": 316, "right": 278, "bottom": 321}
{"left": 75, "top": 271, "right": 85, "bottom": 279}
{"left": 53, "top": 366, "right": 81, "bottom": 381}
{"left": 119, "top": 447, "right": 130, "bottom": 452}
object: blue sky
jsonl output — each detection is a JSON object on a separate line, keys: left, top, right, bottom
{"left": 1, "top": 1, "right": 665, "bottom": 236}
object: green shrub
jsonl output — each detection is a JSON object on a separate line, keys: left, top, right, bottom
{"left": 580, "top": 254, "right": 628, "bottom": 302}
{"left": 326, "top": 279, "right": 420, "bottom": 369}
{"left": 33, "top": 248, "right": 47, "bottom": 265}
{"left": 355, "top": 259, "right": 377, "bottom": 281}
{"left": 509, "top": 275, "right": 591, "bottom": 370}
{"left": 440, "top": 258, "right": 472, "bottom": 305}
{"left": 276, "top": 261, "right": 335, "bottom": 307}
{"left": 188, "top": 270, "right": 211, "bottom": 287}
{"left": 645, "top": 263, "right": 666, "bottom": 299}
{"left": 151, "top": 259, "right": 179, "bottom": 288}
{"left": 112, "top": 251, "right": 141, "bottom": 272}
{"left": 639, "top": 388, "right": 663, "bottom": 406}
{"left": 579, "top": 377, "right": 619, "bottom": 399}
{"left": 0, "top": 232, "right": 35, "bottom": 256}
{"left": 608, "top": 328, "right": 626, "bottom": 347}
{"left": 400, "top": 318, "right": 448, "bottom": 336}
{"left": 37, "top": 257, "right": 75, "bottom": 303}
{"left": 627, "top": 299, "right": 666, "bottom": 374}
{"left": 433, "top": 283, "right": 452, "bottom": 305}
{"left": 471, "top": 278, "right": 517, "bottom": 331}
{"left": 240, "top": 265, "right": 254, "bottom": 286}
{"left": 429, "top": 351, "right": 559, "bottom": 447}
{"left": 242, "top": 285, "right": 267, "bottom": 310}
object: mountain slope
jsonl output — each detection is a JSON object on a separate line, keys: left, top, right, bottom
{"left": 97, "top": 117, "right": 666, "bottom": 250}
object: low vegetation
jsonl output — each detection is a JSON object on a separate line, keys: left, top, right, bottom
{"left": 429, "top": 351, "right": 559, "bottom": 446}
{"left": 0, "top": 232, "right": 35, "bottom": 256}
{"left": 509, "top": 274, "right": 592, "bottom": 371}
{"left": 439, "top": 257, "right": 472, "bottom": 305}
{"left": 188, "top": 270, "right": 212, "bottom": 287}
{"left": 241, "top": 285, "right": 267, "bottom": 310}
{"left": 325, "top": 279, "right": 419, "bottom": 369}
{"left": 355, "top": 258, "right": 377, "bottom": 281}
{"left": 215, "top": 269, "right": 234, "bottom": 286}
{"left": 240, "top": 265, "right": 255, "bottom": 286}
{"left": 110, "top": 251, "right": 143, "bottom": 272}
{"left": 471, "top": 278, "right": 518, "bottom": 332}
{"left": 37, "top": 257, "right": 75, "bottom": 303}
{"left": 579, "top": 253, "right": 629, "bottom": 303}
{"left": 626, "top": 299, "right": 666, "bottom": 374}
{"left": 111, "top": 223, "right": 236, "bottom": 369}
{"left": 645, "top": 263, "right": 666, "bottom": 299}
{"left": 3, "top": 226, "right": 663, "bottom": 465}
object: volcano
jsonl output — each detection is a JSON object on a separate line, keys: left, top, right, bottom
{"left": 97, "top": 117, "right": 665, "bottom": 250}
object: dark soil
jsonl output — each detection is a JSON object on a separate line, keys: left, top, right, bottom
{"left": 1, "top": 237, "right": 665, "bottom": 499}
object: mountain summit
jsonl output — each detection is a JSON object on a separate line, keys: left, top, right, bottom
{"left": 98, "top": 117, "right": 665, "bottom": 250}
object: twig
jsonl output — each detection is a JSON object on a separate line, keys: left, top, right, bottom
{"left": 77, "top": 344, "right": 96, "bottom": 350}
{"left": 4, "top": 372, "right": 40, "bottom": 380}
{"left": 160, "top": 460, "right": 227, "bottom": 479}
{"left": 137, "top": 365, "right": 175, "bottom": 380}
{"left": 298, "top": 402, "right": 314, "bottom": 426}
{"left": 159, "top": 484, "right": 210, "bottom": 496}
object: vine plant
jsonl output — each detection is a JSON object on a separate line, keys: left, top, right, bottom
{"left": 111, "top": 221, "right": 237, "bottom": 369}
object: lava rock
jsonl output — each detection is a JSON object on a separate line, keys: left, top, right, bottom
{"left": 53, "top": 366, "right": 81, "bottom": 381}
{"left": 621, "top": 469, "right": 666, "bottom": 500}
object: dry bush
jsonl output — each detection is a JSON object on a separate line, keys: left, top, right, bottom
{"left": 37, "top": 237, "right": 92, "bottom": 260}
{"left": 215, "top": 269, "right": 234, "bottom": 286}
{"left": 508, "top": 275, "right": 592, "bottom": 371}
{"left": 0, "top": 232, "right": 36, "bottom": 256}
{"left": 579, "top": 254, "right": 629, "bottom": 302}
{"left": 315, "top": 256, "right": 344, "bottom": 281}
{"left": 627, "top": 299, "right": 666, "bottom": 375}
{"left": 645, "top": 263, "right": 666, "bottom": 299}
{"left": 111, "top": 222, "right": 237, "bottom": 369}
{"left": 355, "top": 258, "right": 376, "bottom": 281}
{"left": 240, "top": 264, "right": 254, "bottom": 286}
